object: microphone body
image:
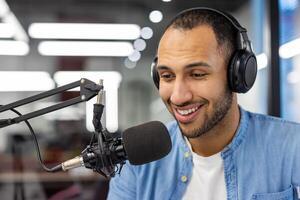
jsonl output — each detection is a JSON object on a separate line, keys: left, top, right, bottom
{"left": 57, "top": 121, "right": 172, "bottom": 177}
{"left": 61, "top": 156, "right": 84, "bottom": 171}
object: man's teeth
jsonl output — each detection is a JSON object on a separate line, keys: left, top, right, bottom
{"left": 177, "top": 107, "right": 199, "bottom": 115}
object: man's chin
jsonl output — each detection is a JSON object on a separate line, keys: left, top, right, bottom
{"left": 177, "top": 121, "right": 205, "bottom": 139}
{"left": 181, "top": 130, "right": 205, "bottom": 139}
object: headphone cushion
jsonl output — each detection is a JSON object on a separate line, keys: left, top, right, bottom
{"left": 151, "top": 57, "right": 159, "bottom": 89}
{"left": 228, "top": 50, "right": 257, "bottom": 93}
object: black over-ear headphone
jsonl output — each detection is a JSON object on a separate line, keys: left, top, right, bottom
{"left": 151, "top": 7, "right": 257, "bottom": 93}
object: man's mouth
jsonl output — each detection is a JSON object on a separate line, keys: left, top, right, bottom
{"left": 173, "top": 104, "right": 203, "bottom": 124}
{"left": 177, "top": 106, "right": 200, "bottom": 115}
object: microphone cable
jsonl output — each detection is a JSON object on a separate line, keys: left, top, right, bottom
{"left": 0, "top": 104, "right": 120, "bottom": 177}
{"left": 0, "top": 105, "right": 64, "bottom": 172}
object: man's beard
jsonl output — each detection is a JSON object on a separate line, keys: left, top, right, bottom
{"left": 176, "top": 87, "right": 233, "bottom": 139}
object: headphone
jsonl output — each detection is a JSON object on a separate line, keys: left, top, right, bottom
{"left": 151, "top": 7, "right": 257, "bottom": 93}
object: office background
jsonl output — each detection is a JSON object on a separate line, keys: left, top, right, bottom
{"left": 0, "top": 0, "right": 299, "bottom": 199}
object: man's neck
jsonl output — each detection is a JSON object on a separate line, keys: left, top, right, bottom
{"left": 187, "top": 101, "right": 240, "bottom": 157}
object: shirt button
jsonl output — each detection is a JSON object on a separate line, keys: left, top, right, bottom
{"left": 184, "top": 152, "right": 190, "bottom": 158}
{"left": 181, "top": 175, "right": 188, "bottom": 183}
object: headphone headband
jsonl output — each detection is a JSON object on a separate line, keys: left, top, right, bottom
{"left": 171, "top": 7, "right": 251, "bottom": 51}
{"left": 175, "top": 7, "right": 247, "bottom": 32}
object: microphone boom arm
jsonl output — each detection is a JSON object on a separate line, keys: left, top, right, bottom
{"left": 0, "top": 78, "right": 103, "bottom": 128}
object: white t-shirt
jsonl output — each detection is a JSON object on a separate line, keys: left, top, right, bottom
{"left": 182, "top": 138, "right": 227, "bottom": 200}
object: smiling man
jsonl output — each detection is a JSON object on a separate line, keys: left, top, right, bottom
{"left": 157, "top": 24, "right": 239, "bottom": 158}
{"left": 108, "top": 8, "right": 300, "bottom": 200}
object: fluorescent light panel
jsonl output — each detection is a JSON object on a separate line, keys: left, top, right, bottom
{"left": 256, "top": 53, "right": 268, "bottom": 70}
{"left": 29, "top": 23, "right": 141, "bottom": 40}
{"left": 0, "top": 40, "right": 29, "bottom": 55}
{"left": 0, "top": 23, "right": 14, "bottom": 38}
{"left": 0, "top": 0, "right": 28, "bottom": 42}
{"left": 0, "top": 71, "right": 54, "bottom": 91}
{"left": 53, "top": 71, "right": 122, "bottom": 133}
{"left": 0, "top": 0, "right": 10, "bottom": 17}
{"left": 257, "top": 37, "right": 300, "bottom": 61}
{"left": 279, "top": 38, "right": 300, "bottom": 59}
{"left": 3, "top": 12, "right": 29, "bottom": 42}
{"left": 38, "top": 41, "right": 133, "bottom": 57}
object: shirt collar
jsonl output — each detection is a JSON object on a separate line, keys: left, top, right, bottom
{"left": 221, "top": 106, "right": 249, "bottom": 158}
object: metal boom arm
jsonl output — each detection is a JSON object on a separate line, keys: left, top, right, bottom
{"left": 0, "top": 78, "right": 103, "bottom": 128}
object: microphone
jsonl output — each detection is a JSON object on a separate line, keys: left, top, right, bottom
{"left": 54, "top": 121, "right": 172, "bottom": 177}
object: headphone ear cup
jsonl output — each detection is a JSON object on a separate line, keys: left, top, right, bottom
{"left": 228, "top": 50, "right": 257, "bottom": 93}
{"left": 151, "top": 57, "right": 160, "bottom": 89}
{"left": 227, "top": 52, "right": 238, "bottom": 92}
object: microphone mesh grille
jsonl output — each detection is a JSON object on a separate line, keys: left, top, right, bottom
{"left": 122, "top": 121, "right": 171, "bottom": 165}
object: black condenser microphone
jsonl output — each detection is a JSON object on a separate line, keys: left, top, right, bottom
{"left": 122, "top": 121, "right": 172, "bottom": 165}
{"left": 54, "top": 121, "right": 172, "bottom": 177}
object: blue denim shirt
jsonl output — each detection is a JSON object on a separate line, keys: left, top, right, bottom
{"left": 108, "top": 108, "right": 300, "bottom": 200}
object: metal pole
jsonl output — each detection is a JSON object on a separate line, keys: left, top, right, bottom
{"left": 268, "top": 0, "right": 281, "bottom": 117}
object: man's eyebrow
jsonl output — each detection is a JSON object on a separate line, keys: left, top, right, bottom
{"left": 185, "top": 61, "right": 211, "bottom": 68}
{"left": 156, "top": 65, "right": 171, "bottom": 71}
{"left": 156, "top": 61, "right": 211, "bottom": 71}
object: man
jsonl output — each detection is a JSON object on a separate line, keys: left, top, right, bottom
{"left": 108, "top": 8, "right": 300, "bottom": 200}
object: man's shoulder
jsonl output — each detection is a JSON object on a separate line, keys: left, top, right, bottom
{"left": 247, "top": 111, "right": 300, "bottom": 130}
{"left": 245, "top": 110, "right": 300, "bottom": 142}
{"left": 239, "top": 110, "right": 300, "bottom": 165}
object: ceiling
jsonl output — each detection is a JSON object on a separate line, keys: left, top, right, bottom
{"left": 7, "top": 0, "right": 249, "bottom": 60}
{"left": 8, "top": 0, "right": 250, "bottom": 32}
{"left": 9, "top": 0, "right": 249, "bottom": 17}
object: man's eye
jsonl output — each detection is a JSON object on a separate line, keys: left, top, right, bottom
{"left": 191, "top": 73, "right": 206, "bottom": 78}
{"left": 160, "top": 73, "right": 174, "bottom": 80}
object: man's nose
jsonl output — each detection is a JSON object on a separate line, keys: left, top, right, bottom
{"left": 170, "top": 80, "right": 192, "bottom": 106}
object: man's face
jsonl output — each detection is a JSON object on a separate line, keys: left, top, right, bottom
{"left": 157, "top": 25, "right": 233, "bottom": 138}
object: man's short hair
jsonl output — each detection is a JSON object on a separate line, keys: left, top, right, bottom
{"left": 166, "top": 9, "right": 238, "bottom": 65}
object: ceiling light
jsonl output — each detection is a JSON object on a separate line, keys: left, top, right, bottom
{"left": 0, "top": 40, "right": 29, "bottom": 55}
{"left": 4, "top": 11, "right": 29, "bottom": 42}
{"left": 140, "top": 27, "right": 153, "bottom": 39}
{"left": 0, "top": 0, "right": 9, "bottom": 17}
{"left": 256, "top": 53, "right": 268, "bottom": 70}
{"left": 133, "top": 39, "right": 146, "bottom": 51}
{"left": 149, "top": 10, "right": 163, "bottom": 23}
{"left": 29, "top": 23, "right": 141, "bottom": 40}
{"left": 279, "top": 38, "right": 300, "bottom": 59}
{"left": 0, "top": 23, "right": 14, "bottom": 38}
{"left": 38, "top": 41, "right": 134, "bottom": 57}
{"left": 128, "top": 50, "right": 141, "bottom": 62}
{"left": 0, "top": 71, "right": 54, "bottom": 91}
{"left": 124, "top": 58, "right": 137, "bottom": 69}
{"left": 0, "top": 0, "right": 28, "bottom": 42}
